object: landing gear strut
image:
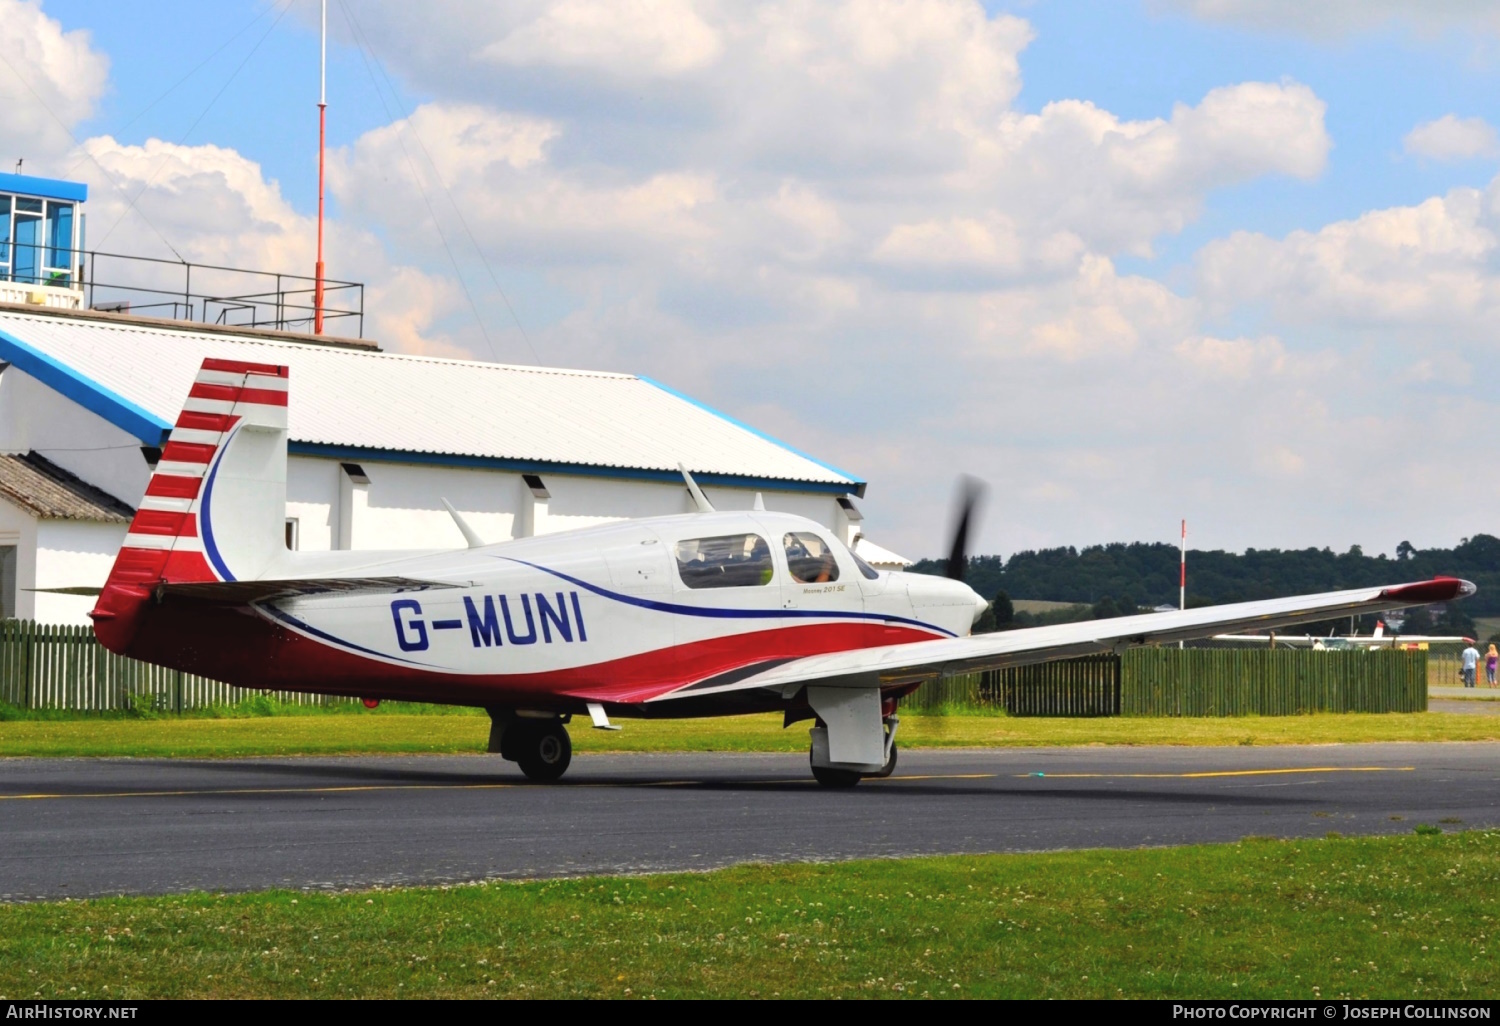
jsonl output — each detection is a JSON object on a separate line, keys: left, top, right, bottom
{"left": 488, "top": 710, "right": 573, "bottom": 782}
{"left": 808, "top": 714, "right": 899, "bottom": 788}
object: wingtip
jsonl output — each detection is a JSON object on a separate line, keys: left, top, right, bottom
{"left": 1378, "top": 576, "right": 1477, "bottom": 604}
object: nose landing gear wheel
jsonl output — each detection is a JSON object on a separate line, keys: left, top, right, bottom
{"left": 515, "top": 721, "right": 572, "bottom": 782}
{"left": 810, "top": 757, "right": 863, "bottom": 788}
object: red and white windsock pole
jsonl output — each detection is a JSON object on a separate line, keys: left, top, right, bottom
{"left": 1179, "top": 518, "right": 1186, "bottom": 611}
{"left": 313, "top": 0, "right": 327, "bottom": 336}
{"left": 1178, "top": 519, "right": 1186, "bottom": 649}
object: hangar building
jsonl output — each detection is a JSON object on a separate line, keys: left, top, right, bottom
{"left": 0, "top": 170, "right": 907, "bottom": 624}
{"left": 0, "top": 301, "right": 920, "bottom": 624}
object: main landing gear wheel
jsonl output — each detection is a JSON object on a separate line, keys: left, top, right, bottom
{"left": 515, "top": 721, "right": 572, "bottom": 782}
{"left": 810, "top": 758, "right": 863, "bottom": 788}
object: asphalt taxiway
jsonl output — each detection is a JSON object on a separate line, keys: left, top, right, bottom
{"left": 1, "top": 743, "right": 1495, "bottom": 900}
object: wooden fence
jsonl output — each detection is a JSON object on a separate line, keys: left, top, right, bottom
{"left": 0, "top": 620, "right": 1431, "bottom": 717}
{"left": 908, "top": 647, "right": 1426, "bottom": 716}
{"left": 1121, "top": 647, "right": 1426, "bottom": 716}
{"left": 0, "top": 621, "right": 348, "bottom": 712}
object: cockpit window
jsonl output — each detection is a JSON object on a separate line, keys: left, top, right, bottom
{"left": 848, "top": 545, "right": 880, "bottom": 580}
{"left": 675, "top": 534, "right": 774, "bottom": 589}
{"left": 783, "top": 532, "right": 841, "bottom": 584}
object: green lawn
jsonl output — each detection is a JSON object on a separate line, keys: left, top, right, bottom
{"left": 1, "top": 831, "right": 1493, "bottom": 999}
{"left": 0, "top": 710, "right": 1497, "bottom": 759}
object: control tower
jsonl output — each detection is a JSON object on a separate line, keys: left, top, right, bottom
{"left": 0, "top": 172, "right": 86, "bottom": 309}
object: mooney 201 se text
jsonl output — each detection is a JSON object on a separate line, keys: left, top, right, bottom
{"left": 89, "top": 360, "right": 1476, "bottom": 786}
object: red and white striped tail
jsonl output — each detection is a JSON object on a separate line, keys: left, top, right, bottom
{"left": 92, "top": 358, "right": 289, "bottom": 652}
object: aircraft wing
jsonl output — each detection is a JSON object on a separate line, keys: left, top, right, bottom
{"left": 160, "top": 577, "right": 464, "bottom": 604}
{"left": 1210, "top": 634, "right": 1323, "bottom": 647}
{"left": 651, "top": 577, "right": 1475, "bottom": 702}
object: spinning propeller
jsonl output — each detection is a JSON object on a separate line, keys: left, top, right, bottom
{"left": 945, "top": 475, "right": 986, "bottom": 584}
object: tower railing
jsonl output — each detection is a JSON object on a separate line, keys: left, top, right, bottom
{"left": 0, "top": 242, "right": 364, "bottom": 338}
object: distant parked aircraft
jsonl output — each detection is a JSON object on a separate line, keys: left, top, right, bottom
{"left": 1213, "top": 621, "right": 1473, "bottom": 649}
{"left": 88, "top": 359, "right": 1479, "bottom": 786}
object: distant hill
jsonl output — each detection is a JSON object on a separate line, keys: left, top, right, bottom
{"left": 909, "top": 534, "right": 1500, "bottom": 619}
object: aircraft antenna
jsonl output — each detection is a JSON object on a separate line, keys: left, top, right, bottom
{"left": 678, "top": 464, "right": 715, "bottom": 513}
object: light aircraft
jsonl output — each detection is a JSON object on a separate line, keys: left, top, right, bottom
{"left": 1212, "top": 621, "right": 1475, "bottom": 650}
{"left": 90, "top": 360, "right": 1478, "bottom": 786}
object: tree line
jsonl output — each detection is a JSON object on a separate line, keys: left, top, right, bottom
{"left": 909, "top": 535, "right": 1500, "bottom": 637}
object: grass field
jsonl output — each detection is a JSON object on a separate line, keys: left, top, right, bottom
{"left": 0, "top": 709, "right": 1497, "bottom": 759}
{"left": 0, "top": 831, "right": 1492, "bottom": 999}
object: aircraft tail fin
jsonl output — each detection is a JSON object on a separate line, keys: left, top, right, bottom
{"left": 92, "top": 358, "right": 290, "bottom": 652}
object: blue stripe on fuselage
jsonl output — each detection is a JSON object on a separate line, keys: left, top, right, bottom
{"left": 497, "top": 557, "right": 957, "bottom": 638}
{"left": 259, "top": 602, "right": 436, "bottom": 667}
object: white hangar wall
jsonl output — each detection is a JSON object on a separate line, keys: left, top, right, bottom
{"left": 0, "top": 368, "right": 151, "bottom": 505}
{"left": 0, "top": 386, "right": 860, "bottom": 624}
{"left": 283, "top": 455, "right": 847, "bottom": 553}
{"left": 35, "top": 520, "right": 124, "bottom": 624}
{"left": 0, "top": 307, "right": 875, "bottom": 624}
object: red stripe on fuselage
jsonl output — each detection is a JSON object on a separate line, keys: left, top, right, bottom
{"left": 118, "top": 603, "right": 938, "bottom": 710}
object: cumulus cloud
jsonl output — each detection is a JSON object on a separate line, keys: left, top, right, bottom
{"left": 298, "top": 1, "right": 1375, "bottom": 554}
{"left": 0, "top": 0, "right": 108, "bottom": 159}
{"left": 33, "top": 0, "right": 1468, "bottom": 556}
{"left": 65, "top": 136, "right": 475, "bottom": 357}
{"left": 1195, "top": 183, "right": 1500, "bottom": 332}
{"left": 481, "top": 0, "right": 722, "bottom": 77}
{"left": 1174, "top": 335, "right": 1288, "bottom": 379}
{"left": 1158, "top": 0, "right": 1500, "bottom": 39}
{"left": 1404, "top": 115, "right": 1499, "bottom": 162}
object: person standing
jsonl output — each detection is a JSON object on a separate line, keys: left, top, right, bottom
{"left": 1487, "top": 644, "right": 1498, "bottom": 688}
{"left": 1461, "top": 642, "right": 1481, "bottom": 688}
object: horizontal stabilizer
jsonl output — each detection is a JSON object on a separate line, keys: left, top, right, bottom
{"left": 162, "top": 577, "right": 463, "bottom": 604}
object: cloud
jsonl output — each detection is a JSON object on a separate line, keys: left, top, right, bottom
{"left": 46, "top": 0, "right": 1481, "bottom": 558}
{"left": 300, "top": 2, "right": 1363, "bottom": 556}
{"left": 1404, "top": 115, "right": 1500, "bottom": 162}
{"left": 0, "top": 0, "right": 108, "bottom": 159}
{"left": 1195, "top": 181, "right": 1500, "bottom": 332}
{"left": 60, "top": 135, "right": 473, "bottom": 357}
{"left": 1174, "top": 335, "right": 1287, "bottom": 379}
{"left": 1158, "top": 1, "right": 1500, "bottom": 39}
{"left": 481, "top": 0, "right": 722, "bottom": 77}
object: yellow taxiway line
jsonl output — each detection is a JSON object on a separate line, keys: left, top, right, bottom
{"left": 1010, "top": 766, "right": 1415, "bottom": 779}
{"left": 0, "top": 765, "right": 1415, "bottom": 802}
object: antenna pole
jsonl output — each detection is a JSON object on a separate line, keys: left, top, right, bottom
{"left": 314, "top": 0, "right": 327, "bottom": 335}
{"left": 1178, "top": 518, "right": 1186, "bottom": 649}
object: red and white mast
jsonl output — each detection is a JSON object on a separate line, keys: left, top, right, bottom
{"left": 1179, "top": 518, "right": 1186, "bottom": 612}
{"left": 313, "top": 0, "right": 327, "bottom": 335}
{"left": 1178, "top": 518, "right": 1186, "bottom": 649}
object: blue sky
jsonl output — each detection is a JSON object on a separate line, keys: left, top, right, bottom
{"left": 41, "top": 1, "right": 1500, "bottom": 261}
{"left": 9, "top": 0, "right": 1500, "bottom": 558}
